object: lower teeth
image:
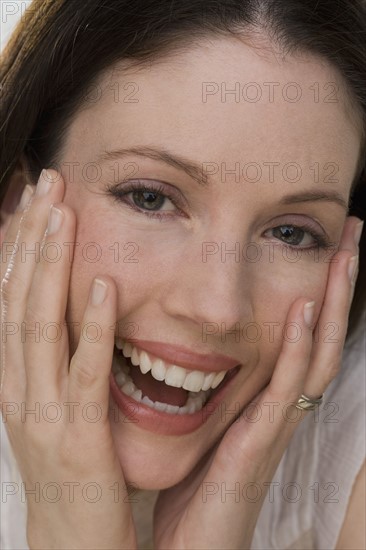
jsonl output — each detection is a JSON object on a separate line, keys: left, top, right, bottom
{"left": 112, "top": 352, "right": 212, "bottom": 415}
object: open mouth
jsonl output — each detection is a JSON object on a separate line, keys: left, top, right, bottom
{"left": 112, "top": 339, "right": 239, "bottom": 416}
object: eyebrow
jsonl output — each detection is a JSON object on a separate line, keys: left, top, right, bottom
{"left": 280, "top": 191, "right": 348, "bottom": 211}
{"left": 98, "top": 145, "right": 349, "bottom": 210}
{"left": 98, "top": 145, "right": 209, "bottom": 186}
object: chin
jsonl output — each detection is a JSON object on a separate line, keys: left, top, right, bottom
{"left": 106, "top": 337, "right": 245, "bottom": 489}
{"left": 110, "top": 421, "right": 208, "bottom": 490}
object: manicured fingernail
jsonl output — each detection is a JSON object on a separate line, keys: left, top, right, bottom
{"left": 17, "top": 184, "right": 34, "bottom": 212}
{"left": 303, "top": 301, "right": 315, "bottom": 328}
{"left": 354, "top": 220, "right": 364, "bottom": 247}
{"left": 47, "top": 205, "right": 64, "bottom": 235}
{"left": 35, "top": 169, "right": 54, "bottom": 197}
{"left": 348, "top": 255, "right": 358, "bottom": 284}
{"left": 91, "top": 278, "right": 108, "bottom": 306}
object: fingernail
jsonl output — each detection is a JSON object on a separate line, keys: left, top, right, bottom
{"left": 348, "top": 255, "right": 358, "bottom": 284}
{"left": 354, "top": 220, "right": 364, "bottom": 247}
{"left": 91, "top": 278, "right": 108, "bottom": 306}
{"left": 303, "top": 301, "right": 315, "bottom": 328}
{"left": 47, "top": 205, "right": 64, "bottom": 236}
{"left": 35, "top": 169, "right": 54, "bottom": 197}
{"left": 16, "top": 184, "right": 34, "bottom": 212}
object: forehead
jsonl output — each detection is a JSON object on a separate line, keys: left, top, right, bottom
{"left": 65, "top": 35, "right": 362, "bottom": 194}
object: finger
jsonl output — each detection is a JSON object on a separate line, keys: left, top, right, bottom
{"left": 336, "top": 215, "right": 362, "bottom": 305}
{"left": 300, "top": 216, "right": 362, "bottom": 397}
{"left": 1, "top": 184, "right": 35, "bottom": 311}
{"left": 338, "top": 215, "right": 363, "bottom": 252}
{"left": 1, "top": 185, "right": 35, "bottom": 393}
{"left": 225, "top": 297, "right": 315, "bottom": 457}
{"left": 2, "top": 169, "right": 63, "bottom": 313}
{"left": 24, "top": 203, "right": 76, "bottom": 401}
{"left": 1, "top": 184, "right": 39, "bottom": 399}
{"left": 67, "top": 276, "right": 117, "bottom": 421}
{"left": 0, "top": 183, "right": 34, "bottom": 253}
{"left": 347, "top": 217, "right": 363, "bottom": 305}
{"left": 303, "top": 249, "right": 356, "bottom": 397}
{"left": 1, "top": 170, "right": 64, "bottom": 363}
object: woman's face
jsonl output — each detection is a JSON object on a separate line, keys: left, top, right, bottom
{"left": 56, "top": 36, "right": 361, "bottom": 489}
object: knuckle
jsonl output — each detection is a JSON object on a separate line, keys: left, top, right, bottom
{"left": 70, "top": 355, "right": 99, "bottom": 391}
{"left": 20, "top": 214, "right": 38, "bottom": 236}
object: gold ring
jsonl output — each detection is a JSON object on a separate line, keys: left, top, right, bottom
{"left": 295, "top": 393, "right": 323, "bottom": 411}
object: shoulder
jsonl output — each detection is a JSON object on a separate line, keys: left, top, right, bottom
{"left": 335, "top": 459, "right": 366, "bottom": 550}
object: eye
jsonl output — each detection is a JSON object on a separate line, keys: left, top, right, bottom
{"left": 129, "top": 188, "right": 174, "bottom": 212}
{"left": 107, "top": 179, "right": 187, "bottom": 219}
{"left": 265, "top": 224, "right": 330, "bottom": 250}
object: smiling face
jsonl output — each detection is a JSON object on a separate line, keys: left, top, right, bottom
{"left": 55, "top": 35, "right": 361, "bottom": 489}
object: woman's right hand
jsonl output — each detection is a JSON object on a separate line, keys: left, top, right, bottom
{"left": 0, "top": 169, "right": 137, "bottom": 549}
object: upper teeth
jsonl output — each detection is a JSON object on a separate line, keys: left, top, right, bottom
{"left": 115, "top": 339, "right": 227, "bottom": 393}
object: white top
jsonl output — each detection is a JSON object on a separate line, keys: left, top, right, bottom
{"left": 1, "top": 319, "right": 365, "bottom": 550}
{"left": 251, "top": 318, "right": 366, "bottom": 550}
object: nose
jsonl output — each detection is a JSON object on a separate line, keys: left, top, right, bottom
{"left": 160, "top": 239, "right": 252, "bottom": 333}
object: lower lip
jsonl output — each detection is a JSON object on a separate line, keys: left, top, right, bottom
{"left": 109, "top": 364, "right": 240, "bottom": 436}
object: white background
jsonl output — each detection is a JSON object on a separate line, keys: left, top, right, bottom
{"left": 1, "top": 0, "right": 32, "bottom": 51}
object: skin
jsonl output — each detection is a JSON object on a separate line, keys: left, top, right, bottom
{"left": 0, "top": 35, "right": 364, "bottom": 548}
{"left": 60, "top": 35, "right": 362, "bottom": 486}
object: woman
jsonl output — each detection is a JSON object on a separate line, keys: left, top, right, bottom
{"left": 0, "top": 0, "right": 365, "bottom": 548}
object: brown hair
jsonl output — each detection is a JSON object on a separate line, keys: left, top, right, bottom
{"left": 1, "top": 0, "right": 365, "bottom": 340}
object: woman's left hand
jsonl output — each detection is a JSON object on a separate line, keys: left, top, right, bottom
{"left": 153, "top": 215, "right": 362, "bottom": 550}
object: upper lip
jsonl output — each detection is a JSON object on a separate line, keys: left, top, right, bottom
{"left": 118, "top": 339, "right": 241, "bottom": 372}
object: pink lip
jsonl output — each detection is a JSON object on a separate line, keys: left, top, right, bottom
{"left": 109, "top": 365, "right": 240, "bottom": 436}
{"left": 121, "top": 339, "right": 240, "bottom": 372}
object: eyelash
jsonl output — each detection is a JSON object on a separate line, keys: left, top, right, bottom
{"left": 107, "top": 180, "right": 334, "bottom": 252}
{"left": 271, "top": 223, "right": 332, "bottom": 255}
{"left": 108, "top": 180, "right": 185, "bottom": 221}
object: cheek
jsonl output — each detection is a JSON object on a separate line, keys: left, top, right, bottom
{"left": 63, "top": 204, "right": 120, "bottom": 351}
{"left": 248, "top": 259, "right": 329, "bottom": 363}
{"left": 255, "top": 259, "right": 328, "bottom": 321}
{"left": 64, "top": 206, "right": 178, "bottom": 347}
{"left": 223, "top": 259, "right": 330, "bottom": 407}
